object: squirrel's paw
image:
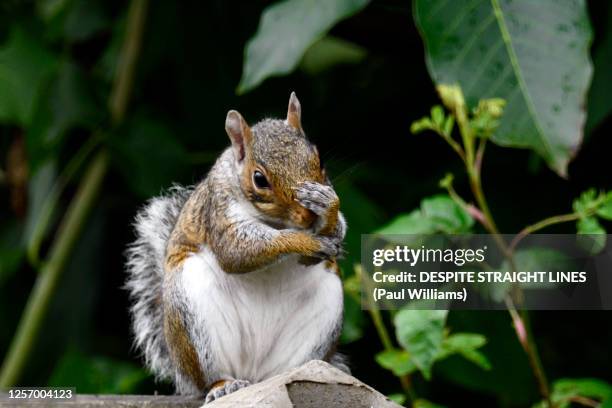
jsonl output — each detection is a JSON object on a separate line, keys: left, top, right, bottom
{"left": 294, "top": 182, "right": 338, "bottom": 217}
{"left": 314, "top": 235, "right": 341, "bottom": 259}
{"left": 204, "top": 379, "right": 250, "bottom": 404}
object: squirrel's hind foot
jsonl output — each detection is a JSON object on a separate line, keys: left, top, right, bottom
{"left": 203, "top": 379, "right": 251, "bottom": 405}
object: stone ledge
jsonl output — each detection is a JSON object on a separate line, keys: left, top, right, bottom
{"left": 0, "top": 360, "right": 402, "bottom": 408}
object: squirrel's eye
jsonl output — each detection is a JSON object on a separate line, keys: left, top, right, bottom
{"left": 253, "top": 171, "right": 270, "bottom": 189}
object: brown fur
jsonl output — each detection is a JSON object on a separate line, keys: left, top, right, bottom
{"left": 164, "top": 305, "right": 206, "bottom": 390}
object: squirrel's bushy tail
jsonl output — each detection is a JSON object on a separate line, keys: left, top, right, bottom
{"left": 125, "top": 185, "right": 192, "bottom": 381}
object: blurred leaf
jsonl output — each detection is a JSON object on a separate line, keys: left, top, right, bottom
{"left": 376, "top": 209, "right": 435, "bottom": 235}
{"left": 62, "top": 0, "right": 109, "bottom": 42}
{"left": 576, "top": 217, "right": 606, "bottom": 254}
{"left": 340, "top": 295, "right": 365, "bottom": 344}
{"left": 438, "top": 333, "right": 491, "bottom": 371}
{"left": 300, "top": 35, "right": 367, "bottom": 75}
{"left": 111, "top": 114, "right": 188, "bottom": 198}
{"left": 411, "top": 117, "right": 434, "bottom": 134}
{"left": 48, "top": 350, "right": 149, "bottom": 393}
{"left": 414, "top": 0, "right": 593, "bottom": 176}
{"left": 431, "top": 105, "right": 444, "bottom": 128}
{"left": 597, "top": 192, "right": 612, "bottom": 220}
{"left": 23, "top": 159, "right": 57, "bottom": 258}
{"left": 421, "top": 195, "right": 474, "bottom": 233}
{"left": 95, "top": 16, "right": 125, "bottom": 83}
{"left": 492, "top": 248, "right": 571, "bottom": 301}
{"left": 375, "top": 349, "right": 416, "bottom": 376}
{"left": 413, "top": 399, "right": 447, "bottom": 408}
{"left": 586, "top": 4, "right": 612, "bottom": 133}
{"left": 387, "top": 393, "right": 406, "bottom": 405}
{"left": 27, "top": 61, "right": 103, "bottom": 170}
{"left": 533, "top": 378, "right": 612, "bottom": 408}
{"left": 238, "top": 0, "right": 369, "bottom": 93}
{"left": 394, "top": 309, "right": 447, "bottom": 379}
{"left": 436, "top": 311, "right": 535, "bottom": 403}
{"left": 38, "top": 0, "right": 108, "bottom": 42}
{"left": 0, "top": 26, "right": 59, "bottom": 125}
{"left": 572, "top": 188, "right": 598, "bottom": 217}
{"left": 376, "top": 195, "right": 473, "bottom": 235}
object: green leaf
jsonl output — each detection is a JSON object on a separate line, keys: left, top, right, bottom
{"left": 237, "top": 0, "right": 369, "bottom": 93}
{"left": 62, "top": 0, "right": 109, "bottom": 42}
{"left": 411, "top": 117, "right": 434, "bottom": 134}
{"left": 439, "top": 333, "right": 491, "bottom": 371}
{"left": 375, "top": 195, "right": 473, "bottom": 236}
{"left": 23, "top": 159, "right": 57, "bottom": 258}
{"left": 536, "top": 378, "right": 612, "bottom": 408}
{"left": 585, "top": 4, "right": 612, "bottom": 133}
{"left": 27, "top": 61, "right": 103, "bottom": 170}
{"left": 0, "top": 26, "right": 59, "bottom": 125}
{"left": 490, "top": 248, "right": 571, "bottom": 301}
{"left": 376, "top": 210, "right": 436, "bottom": 235}
{"left": 576, "top": 216, "right": 606, "bottom": 254}
{"left": 553, "top": 378, "right": 612, "bottom": 401}
{"left": 573, "top": 188, "right": 598, "bottom": 216}
{"left": 431, "top": 105, "right": 445, "bottom": 128}
{"left": 387, "top": 393, "right": 407, "bottom": 405}
{"left": 48, "top": 350, "right": 149, "bottom": 393}
{"left": 300, "top": 35, "right": 367, "bottom": 75}
{"left": 414, "top": 0, "right": 593, "bottom": 176}
{"left": 597, "top": 192, "right": 612, "bottom": 220}
{"left": 394, "top": 309, "right": 448, "bottom": 379}
{"left": 375, "top": 349, "right": 417, "bottom": 376}
{"left": 421, "top": 195, "right": 474, "bottom": 233}
{"left": 413, "top": 399, "right": 447, "bottom": 408}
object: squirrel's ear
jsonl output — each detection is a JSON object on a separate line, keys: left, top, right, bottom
{"left": 286, "top": 92, "right": 302, "bottom": 131}
{"left": 225, "top": 110, "right": 252, "bottom": 162}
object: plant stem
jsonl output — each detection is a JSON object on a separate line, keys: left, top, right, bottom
{"left": 450, "top": 103, "right": 552, "bottom": 407}
{"left": 356, "top": 265, "right": 416, "bottom": 402}
{"left": 109, "top": 0, "right": 149, "bottom": 125}
{"left": 510, "top": 213, "right": 582, "bottom": 251}
{"left": 0, "top": 152, "right": 108, "bottom": 388}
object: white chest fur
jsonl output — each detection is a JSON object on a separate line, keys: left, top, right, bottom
{"left": 179, "top": 247, "right": 343, "bottom": 382}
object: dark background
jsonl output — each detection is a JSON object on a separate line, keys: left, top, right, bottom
{"left": 1, "top": 1, "right": 611, "bottom": 406}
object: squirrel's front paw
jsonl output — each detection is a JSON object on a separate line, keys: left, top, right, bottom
{"left": 295, "top": 181, "right": 339, "bottom": 217}
{"left": 314, "top": 235, "right": 341, "bottom": 259}
{"left": 204, "top": 379, "right": 250, "bottom": 404}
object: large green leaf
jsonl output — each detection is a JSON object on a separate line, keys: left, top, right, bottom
{"left": 414, "top": 0, "right": 593, "bottom": 176}
{"left": 237, "top": 0, "right": 369, "bottom": 94}
{"left": 586, "top": 4, "right": 612, "bottom": 133}
{"left": 394, "top": 309, "right": 448, "bottom": 379}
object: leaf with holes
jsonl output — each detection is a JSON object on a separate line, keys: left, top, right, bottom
{"left": 414, "top": 0, "right": 593, "bottom": 176}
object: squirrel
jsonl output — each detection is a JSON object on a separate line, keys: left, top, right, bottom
{"left": 125, "top": 93, "right": 347, "bottom": 404}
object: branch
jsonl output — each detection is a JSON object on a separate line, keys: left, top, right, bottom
{"left": 0, "top": 152, "right": 108, "bottom": 387}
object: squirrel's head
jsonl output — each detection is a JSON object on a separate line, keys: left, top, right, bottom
{"left": 225, "top": 92, "right": 325, "bottom": 229}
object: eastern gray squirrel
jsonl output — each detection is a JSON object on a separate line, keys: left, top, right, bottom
{"left": 125, "top": 93, "right": 347, "bottom": 404}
